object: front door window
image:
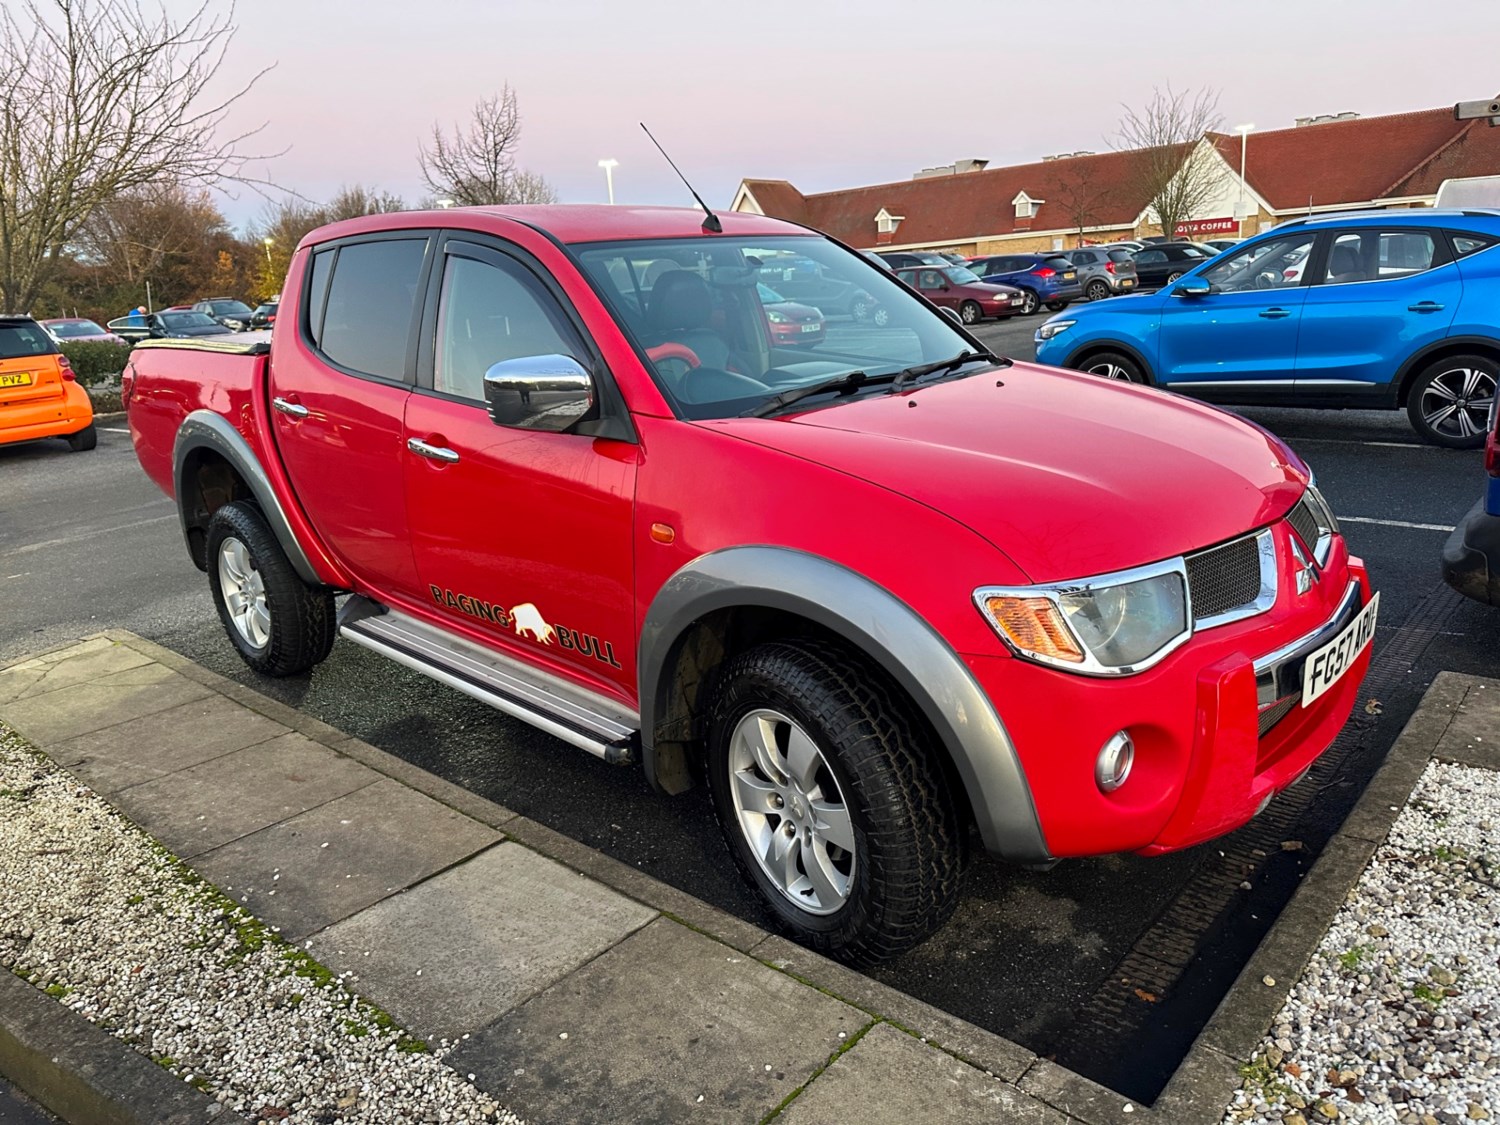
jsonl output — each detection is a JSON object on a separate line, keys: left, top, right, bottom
{"left": 1200, "top": 234, "right": 1316, "bottom": 293}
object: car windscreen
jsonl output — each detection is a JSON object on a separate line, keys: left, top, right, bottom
{"left": 210, "top": 301, "right": 254, "bottom": 317}
{"left": 159, "top": 312, "right": 220, "bottom": 329}
{"left": 0, "top": 322, "right": 57, "bottom": 358}
{"left": 575, "top": 234, "right": 978, "bottom": 420}
{"left": 942, "top": 267, "right": 982, "bottom": 284}
{"left": 46, "top": 320, "right": 107, "bottom": 338}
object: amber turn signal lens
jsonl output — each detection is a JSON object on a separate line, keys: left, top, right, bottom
{"left": 649, "top": 522, "right": 676, "bottom": 544}
{"left": 984, "top": 596, "right": 1085, "bottom": 663}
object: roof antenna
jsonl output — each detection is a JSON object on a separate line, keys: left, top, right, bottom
{"left": 640, "top": 122, "right": 722, "bottom": 232}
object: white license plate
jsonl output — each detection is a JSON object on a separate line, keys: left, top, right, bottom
{"left": 1301, "top": 592, "right": 1379, "bottom": 706}
{"left": 800, "top": 323, "right": 819, "bottom": 333}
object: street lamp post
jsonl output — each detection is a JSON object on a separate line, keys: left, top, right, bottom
{"left": 1233, "top": 123, "right": 1254, "bottom": 236}
{"left": 598, "top": 158, "right": 619, "bottom": 205}
{"left": 262, "top": 237, "right": 274, "bottom": 271}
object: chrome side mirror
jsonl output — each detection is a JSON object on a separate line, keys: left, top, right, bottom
{"left": 482, "top": 354, "right": 595, "bottom": 432}
{"left": 1173, "top": 277, "right": 1212, "bottom": 297}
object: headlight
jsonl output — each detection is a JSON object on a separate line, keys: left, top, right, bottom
{"left": 1035, "top": 319, "right": 1075, "bottom": 341}
{"left": 975, "top": 562, "right": 1190, "bottom": 676}
{"left": 1300, "top": 482, "right": 1340, "bottom": 566}
{"left": 766, "top": 310, "right": 788, "bottom": 324}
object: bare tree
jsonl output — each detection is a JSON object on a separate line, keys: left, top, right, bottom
{"left": 0, "top": 0, "right": 272, "bottom": 312}
{"left": 1115, "top": 86, "right": 1223, "bottom": 241}
{"left": 418, "top": 88, "right": 557, "bottom": 207}
{"left": 324, "top": 184, "right": 407, "bottom": 221}
{"left": 1051, "top": 158, "right": 1103, "bottom": 247}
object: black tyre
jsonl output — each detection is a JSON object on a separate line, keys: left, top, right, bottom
{"left": 1166, "top": 270, "right": 1184, "bottom": 284}
{"left": 1086, "top": 280, "right": 1111, "bottom": 302}
{"left": 851, "top": 296, "right": 870, "bottom": 321}
{"left": 959, "top": 300, "right": 982, "bottom": 325}
{"left": 65, "top": 424, "right": 97, "bottom": 451}
{"left": 1045, "top": 300, "right": 1070, "bottom": 312}
{"left": 1017, "top": 289, "right": 1040, "bottom": 315}
{"left": 1406, "top": 355, "right": 1498, "bottom": 449}
{"left": 205, "top": 501, "right": 336, "bottom": 677}
{"left": 1079, "top": 350, "right": 1147, "bottom": 384}
{"left": 871, "top": 306, "right": 891, "bottom": 328}
{"left": 707, "top": 640, "right": 963, "bottom": 965}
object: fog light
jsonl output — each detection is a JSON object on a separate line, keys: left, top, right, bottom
{"left": 1095, "top": 731, "right": 1134, "bottom": 793}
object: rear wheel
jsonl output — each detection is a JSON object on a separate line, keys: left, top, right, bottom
{"left": 65, "top": 424, "right": 97, "bottom": 452}
{"left": 206, "top": 501, "right": 336, "bottom": 676}
{"left": 1166, "top": 271, "right": 1185, "bottom": 284}
{"left": 1017, "top": 289, "right": 1040, "bottom": 315}
{"left": 1045, "top": 300, "right": 1070, "bottom": 312}
{"left": 1079, "top": 350, "right": 1147, "bottom": 384}
{"left": 871, "top": 306, "right": 891, "bottom": 328}
{"left": 1406, "top": 355, "right": 1498, "bottom": 449}
{"left": 851, "top": 296, "right": 870, "bottom": 321}
{"left": 707, "top": 640, "right": 963, "bottom": 965}
{"left": 1086, "top": 280, "right": 1111, "bottom": 302}
{"left": 959, "top": 300, "right": 982, "bottom": 325}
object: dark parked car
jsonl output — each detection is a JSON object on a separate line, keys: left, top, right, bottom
{"left": 250, "top": 301, "right": 279, "bottom": 329}
{"left": 1058, "top": 248, "right": 1139, "bottom": 302}
{"left": 192, "top": 298, "right": 256, "bottom": 331}
{"left": 876, "top": 251, "right": 954, "bottom": 270}
{"left": 895, "top": 266, "right": 1025, "bottom": 323}
{"left": 965, "top": 253, "right": 1084, "bottom": 314}
{"left": 1129, "top": 243, "right": 1218, "bottom": 289}
{"left": 107, "top": 310, "right": 235, "bottom": 343}
{"left": 755, "top": 261, "right": 874, "bottom": 320}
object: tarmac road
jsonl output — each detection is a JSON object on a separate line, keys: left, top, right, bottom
{"left": 3, "top": 328, "right": 1496, "bottom": 1091}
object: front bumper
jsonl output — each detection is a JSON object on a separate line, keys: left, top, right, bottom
{"left": 966, "top": 534, "right": 1372, "bottom": 860}
{"left": 1442, "top": 496, "right": 1500, "bottom": 607}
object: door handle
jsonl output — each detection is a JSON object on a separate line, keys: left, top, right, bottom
{"left": 271, "top": 396, "right": 309, "bottom": 419}
{"left": 1408, "top": 301, "right": 1444, "bottom": 312}
{"left": 406, "top": 437, "right": 460, "bottom": 464}
{"left": 1259, "top": 308, "right": 1292, "bottom": 319}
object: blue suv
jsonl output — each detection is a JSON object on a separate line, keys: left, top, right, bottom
{"left": 967, "top": 253, "right": 1085, "bottom": 316}
{"left": 1033, "top": 210, "right": 1500, "bottom": 448}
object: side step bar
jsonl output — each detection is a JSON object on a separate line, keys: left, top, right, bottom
{"left": 337, "top": 596, "right": 640, "bottom": 764}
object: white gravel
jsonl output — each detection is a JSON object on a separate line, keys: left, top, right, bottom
{"left": 1223, "top": 758, "right": 1500, "bottom": 1125}
{"left": 0, "top": 724, "right": 522, "bottom": 1125}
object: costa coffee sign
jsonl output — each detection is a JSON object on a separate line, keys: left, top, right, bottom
{"left": 1175, "top": 217, "right": 1238, "bottom": 236}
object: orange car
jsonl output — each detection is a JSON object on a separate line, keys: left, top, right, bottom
{"left": 0, "top": 316, "right": 96, "bottom": 452}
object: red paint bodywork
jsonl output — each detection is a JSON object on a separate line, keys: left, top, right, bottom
{"left": 125, "top": 204, "right": 1372, "bottom": 862}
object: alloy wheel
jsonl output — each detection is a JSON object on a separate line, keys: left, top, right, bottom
{"left": 1087, "top": 360, "right": 1133, "bottom": 381}
{"left": 1419, "top": 366, "right": 1497, "bottom": 442}
{"left": 726, "top": 708, "right": 856, "bottom": 916}
{"left": 217, "top": 536, "right": 271, "bottom": 649}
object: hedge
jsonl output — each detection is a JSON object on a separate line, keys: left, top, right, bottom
{"left": 59, "top": 341, "right": 134, "bottom": 387}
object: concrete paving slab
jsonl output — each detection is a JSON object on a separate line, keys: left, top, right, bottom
{"left": 780, "top": 1022, "right": 1067, "bottom": 1125}
{"left": 0, "top": 639, "right": 154, "bottom": 705}
{"left": 310, "top": 842, "right": 655, "bottom": 1037}
{"left": 2, "top": 664, "right": 211, "bottom": 747}
{"left": 1438, "top": 674, "right": 1500, "bottom": 769}
{"left": 110, "top": 733, "right": 378, "bottom": 859}
{"left": 49, "top": 694, "right": 290, "bottom": 794}
{"left": 195, "top": 777, "right": 502, "bottom": 941}
{"left": 454, "top": 917, "right": 864, "bottom": 1125}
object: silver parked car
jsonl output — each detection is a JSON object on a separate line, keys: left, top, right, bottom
{"left": 1059, "top": 247, "right": 1140, "bottom": 302}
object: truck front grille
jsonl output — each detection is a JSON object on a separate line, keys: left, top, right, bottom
{"left": 1186, "top": 533, "right": 1266, "bottom": 624}
{"left": 1257, "top": 696, "right": 1298, "bottom": 737}
{"left": 1287, "top": 498, "right": 1320, "bottom": 555}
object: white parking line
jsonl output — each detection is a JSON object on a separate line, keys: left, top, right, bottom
{"left": 1294, "top": 438, "right": 1428, "bottom": 448}
{"left": 1, "top": 514, "right": 176, "bottom": 557}
{"left": 100, "top": 427, "right": 130, "bottom": 433}
{"left": 1337, "top": 516, "right": 1456, "bottom": 532}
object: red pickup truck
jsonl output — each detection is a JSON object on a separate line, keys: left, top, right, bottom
{"left": 126, "top": 205, "right": 1376, "bottom": 963}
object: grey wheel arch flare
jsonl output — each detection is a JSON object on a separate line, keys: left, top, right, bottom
{"left": 173, "top": 410, "right": 323, "bottom": 586}
{"left": 638, "top": 546, "right": 1050, "bottom": 863}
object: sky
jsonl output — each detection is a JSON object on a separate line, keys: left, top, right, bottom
{"left": 177, "top": 0, "right": 1500, "bottom": 231}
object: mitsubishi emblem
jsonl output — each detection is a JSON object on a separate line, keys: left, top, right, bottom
{"left": 1289, "top": 535, "right": 1320, "bottom": 596}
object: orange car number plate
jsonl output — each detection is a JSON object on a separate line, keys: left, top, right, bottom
{"left": 0, "top": 372, "right": 34, "bottom": 388}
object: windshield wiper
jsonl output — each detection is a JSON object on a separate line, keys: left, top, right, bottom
{"left": 742, "top": 370, "right": 888, "bottom": 418}
{"left": 889, "top": 350, "right": 1005, "bottom": 393}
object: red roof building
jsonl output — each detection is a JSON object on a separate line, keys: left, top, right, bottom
{"left": 733, "top": 104, "right": 1500, "bottom": 255}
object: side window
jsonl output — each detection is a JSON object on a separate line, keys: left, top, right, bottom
{"left": 1202, "top": 234, "right": 1315, "bottom": 293}
{"left": 319, "top": 238, "right": 427, "bottom": 381}
{"left": 305, "top": 248, "right": 334, "bottom": 345}
{"left": 434, "top": 252, "right": 581, "bottom": 403}
{"left": 1451, "top": 232, "right": 1495, "bottom": 259}
{"left": 1135, "top": 250, "right": 1166, "bottom": 266}
{"left": 1321, "top": 231, "right": 1436, "bottom": 285}
{"left": 917, "top": 270, "right": 944, "bottom": 289}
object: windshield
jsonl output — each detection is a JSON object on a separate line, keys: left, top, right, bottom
{"left": 159, "top": 312, "right": 220, "bottom": 330}
{"left": 210, "top": 301, "right": 253, "bottom": 317}
{"left": 576, "top": 235, "right": 977, "bottom": 420}
{"left": 47, "top": 320, "right": 108, "bottom": 338}
{"left": 756, "top": 283, "right": 788, "bottom": 304}
{"left": 254, "top": 303, "right": 278, "bottom": 315}
{"left": 941, "top": 266, "right": 982, "bottom": 284}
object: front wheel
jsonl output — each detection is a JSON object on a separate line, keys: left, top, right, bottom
{"left": 206, "top": 501, "right": 336, "bottom": 676}
{"left": 851, "top": 297, "right": 870, "bottom": 321}
{"left": 1017, "top": 289, "right": 1040, "bottom": 315}
{"left": 871, "top": 306, "right": 891, "bottom": 328}
{"left": 1166, "top": 271, "right": 1184, "bottom": 284}
{"left": 707, "top": 641, "right": 963, "bottom": 965}
{"left": 1079, "top": 350, "right": 1147, "bottom": 384}
{"left": 959, "top": 300, "right": 982, "bottom": 325}
{"left": 1406, "top": 355, "right": 1498, "bottom": 449}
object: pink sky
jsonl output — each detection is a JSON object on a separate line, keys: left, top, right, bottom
{"left": 199, "top": 0, "right": 1498, "bottom": 229}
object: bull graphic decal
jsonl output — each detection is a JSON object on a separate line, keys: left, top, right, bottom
{"left": 510, "top": 602, "right": 557, "bottom": 645}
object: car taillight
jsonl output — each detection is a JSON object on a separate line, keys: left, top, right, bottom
{"left": 1035, "top": 267, "right": 1055, "bottom": 278}
{"left": 1487, "top": 427, "right": 1500, "bottom": 478}
{"left": 1105, "top": 261, "right": 1116, "bottom": 274}
{"left": 58, "top": 355, "right": 75, "bottom": 381}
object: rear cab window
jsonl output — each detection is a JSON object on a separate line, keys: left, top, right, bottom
{"left": 311, "top": 238, "right": 429, "bottom": 381}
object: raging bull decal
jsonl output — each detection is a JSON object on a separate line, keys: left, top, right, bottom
{"left": 428, "top": 586, "right": 622, "bottom": 669}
